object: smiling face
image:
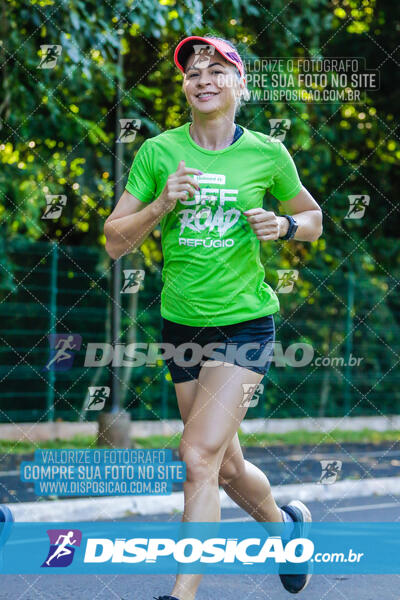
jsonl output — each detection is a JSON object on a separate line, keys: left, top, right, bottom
{"left": 182, "top": 49, "right": 243, "bottom": 118}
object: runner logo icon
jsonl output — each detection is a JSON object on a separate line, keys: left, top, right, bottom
{"left": 121, "top": 269, "right": 145, "bottom": 293}
{"left": 42, "top": 194, "right": 67, "bottom": 220}
{"left": 240, "top": 383, "right": 264, "bottom": 408}
{"left": 269, "top": 119, "right": 291, "bottom": 141}
{"left": 41, "top": 529, "right": 82, "bottom": 568}
{"left": 43, "top": 334, "right": 82, "bottom": 372}
{"left": 86, "top": 386, "right": 110, "bottom": 411}
{"left": 345, "top": 195, "right": 370, "bottom": 219}
{"left": 276, "top": 270, "right": 299, "bottom": 293}
{"left": 37, "top": 45, "right": 62, "bottom": 69}
{"left": 117, "top": 119, "right": 141, "bottom": 143}
{"left": 318, "top": 460, "right": 342, "bottom": 484}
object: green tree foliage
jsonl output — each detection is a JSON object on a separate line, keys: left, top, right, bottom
{"left": 0, "top": 0, "right": 398, "bottom": 418}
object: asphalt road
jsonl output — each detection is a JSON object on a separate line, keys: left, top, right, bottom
{"left": 1, "top": 494, "right": 399, "bottom": 599}
{"left": 1, "top": 441, "right": 400, "bottom": 504}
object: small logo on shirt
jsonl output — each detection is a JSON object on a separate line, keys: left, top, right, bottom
{"left": 193, "top": 173, "right": 226, "bottom": 185}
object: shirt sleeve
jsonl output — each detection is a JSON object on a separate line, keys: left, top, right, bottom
{"left": 268, "top": 141, "right": 302, "bottom": 202}
{"left": 125, "top": 139, "right": 156, "bottom": 203}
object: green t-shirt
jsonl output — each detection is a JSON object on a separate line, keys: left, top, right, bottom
{"left": 125, "top": 122, "right": 302, "bottom": 326}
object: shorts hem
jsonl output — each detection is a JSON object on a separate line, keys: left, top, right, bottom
{"left": 160, "top": 307, "right": 279, "bottom": 327}
{"left": 170, "top": 374, "right": 199, "bottom": 383}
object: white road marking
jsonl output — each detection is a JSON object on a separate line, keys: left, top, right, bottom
{"left": 222, "top": 501, "right": 400, "bottom": 521}
{"left": 328, "top": 501, "right": 400, "bottom": 513}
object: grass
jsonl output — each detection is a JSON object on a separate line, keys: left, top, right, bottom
{"left": 0, "top": 435, "right": 102, "bottom": 454}
{"left": 135, "top": 428, "right": 400, "bottom": 448}
{"left": 0, "top": 428, "right": 398, "bottom": 454}
{"left": 237, "top": 428, "right": 400, "bottom": 447}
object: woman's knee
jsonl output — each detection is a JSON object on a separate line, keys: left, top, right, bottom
{"left": 218, "top": 456, "right": 246, "bottom": 485}
{"left": 179, "top": 440, "right": 221, "bottom": 483}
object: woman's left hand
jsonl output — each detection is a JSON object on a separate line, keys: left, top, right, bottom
{"left": 243, "top": 207, "right": 288, "bottom": 241}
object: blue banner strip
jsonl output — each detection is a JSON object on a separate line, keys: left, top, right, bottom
{"left": 1, "top": 522, "right": 399, "bottom": 574}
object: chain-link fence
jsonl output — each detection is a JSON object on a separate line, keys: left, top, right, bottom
{"left": 1, "top": 239, "right": 399, "bottom": 423}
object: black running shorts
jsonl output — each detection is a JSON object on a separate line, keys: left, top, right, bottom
{"left": 161, "top": 314, "right": 275, "bottom": 383}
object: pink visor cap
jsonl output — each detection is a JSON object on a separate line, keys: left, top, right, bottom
{"left": 174, "top": 36, "right": 246, "bottom": 84}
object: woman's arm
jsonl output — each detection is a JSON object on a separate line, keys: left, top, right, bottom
{"left": 104, "top": 161, "right": 201, "bottom": 260}
{"left": 277, "top": 185, "right": 323, "bottom": 242}
{"left": 244, "top": 185, "right": 323, "bottom": 243}
{"left": 104, "top": 190, "right": 167, "bottom": 260}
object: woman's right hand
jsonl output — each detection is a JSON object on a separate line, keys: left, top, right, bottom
{"left": 157, "top": 160, "right": 202, "bottom": 213}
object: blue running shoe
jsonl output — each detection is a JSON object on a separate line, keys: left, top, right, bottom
{"left": 0, "top": 505, "right": 14, "bottom": 571}
{"left": 279, "top": 500, "right": 313, "bottom": 594}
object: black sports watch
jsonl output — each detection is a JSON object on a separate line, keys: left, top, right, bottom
{"left": 279, "top": 215, "right": 298, "bottom": 240}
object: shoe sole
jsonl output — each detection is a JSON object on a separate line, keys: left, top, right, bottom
{"left": 0, "top": 506, "right": 14, "bottom": 572}
{"left": 0, "top": 506, "right": 14, "bottom": 547}
{"left": 286, "top": 500, "right": 313, "bottom": 592}
{"left": 288, "top": 499, "right": 312, "bottom": 528}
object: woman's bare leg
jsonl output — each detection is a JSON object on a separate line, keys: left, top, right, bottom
{"left": 174, "top": 378, "right": 282, "bottom": 525}
{"left": 170, "top": 362, "right": 282, "bottom": 600}
{"left": 219, "top": 433, "right": 283, "bottom": 526}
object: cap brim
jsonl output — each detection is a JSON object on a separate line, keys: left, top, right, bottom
{"left": 174, "top": 36, "right": 244, "bottom": 80}
{"left": 174, "top": 36, "right": 217, "bottom": 72}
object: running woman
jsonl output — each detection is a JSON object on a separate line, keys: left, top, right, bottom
{"left": 104, "top": 35, "right": 323, "bottom": 600}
